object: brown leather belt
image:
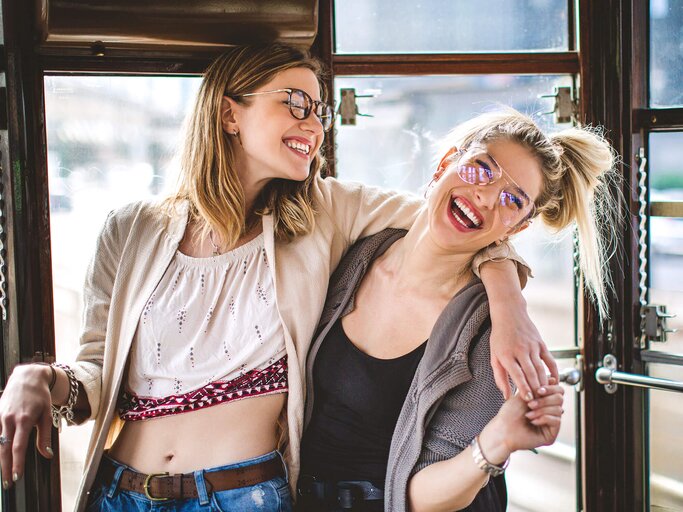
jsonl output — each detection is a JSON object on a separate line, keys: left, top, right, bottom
{"left": 96, "top": 456, "right": 284, "bottom": 501}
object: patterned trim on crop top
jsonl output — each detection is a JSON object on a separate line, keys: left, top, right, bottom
{"left": 119, "top": 356, "right": 288, "bottom": 421}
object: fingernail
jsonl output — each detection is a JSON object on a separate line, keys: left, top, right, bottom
{"left": 46, "top": 446, "right": 54, "bottom": 457}
{"left": 538, "top": 387, "right": 547, "bottom": 395}
{"left": 525, "top": 411, "right": 535, "bottom": 419}
{"left": 525, "top": 392, "right": 533, "bottom": 401}
{"left": 12, "top": 472, "right": 18, "bottom": 482}
{"left": 2, "top": 480, "right": 8, "bottom": 490}
{"left": 528, "top": 400, "right": 538, "bottom": 408}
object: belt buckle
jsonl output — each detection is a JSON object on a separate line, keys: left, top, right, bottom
{"left": 143, "top": 472, "right": 170, "bottom": 501}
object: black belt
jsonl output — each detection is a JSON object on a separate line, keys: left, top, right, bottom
{"left": 297, "top": 476, "right": 383, "bottom": 510}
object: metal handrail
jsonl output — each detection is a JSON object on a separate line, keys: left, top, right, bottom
{"left": 596, "top": 366, "right": 683, "bottom": 393}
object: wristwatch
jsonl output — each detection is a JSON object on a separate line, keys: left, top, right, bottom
{"left": 470, "top": 436, "right": 509, "bottom": 477}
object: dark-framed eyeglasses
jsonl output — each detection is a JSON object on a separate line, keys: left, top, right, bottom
{"left": 452, "top": 146, "right": 536, "bottom": 228}
{"left": 235, "top": 88, "right": 335, "bottom": 132}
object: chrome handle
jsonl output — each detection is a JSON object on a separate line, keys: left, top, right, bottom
{"left": 596, "top": 354, "right": 683, "bottom": 394}
{"left": 560, "top": 367, "right": 581, "bottom": 386}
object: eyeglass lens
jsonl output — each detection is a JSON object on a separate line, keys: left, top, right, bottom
{"left": 456, "top": 157, "right": 532, "bottom": 227}
{"left": 288, "top": 89, "right": 334, "bottom": 131}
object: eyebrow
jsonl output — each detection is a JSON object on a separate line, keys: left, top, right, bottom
{"left": 484, "top": 152, "right": 501, "bottom": 172}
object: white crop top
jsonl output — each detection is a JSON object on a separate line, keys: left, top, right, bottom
{"left": 119, "top": 233, "right": 287, "bottom": 421}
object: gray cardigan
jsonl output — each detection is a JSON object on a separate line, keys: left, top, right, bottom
{"left": 303, "top": 228, "right": 505, "bottom": 512}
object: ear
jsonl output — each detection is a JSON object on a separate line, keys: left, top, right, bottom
{"left": 434, "top": 147, "right": 459, "bottom": 181}
{"left": 221, "top": 96, "right": 239, "bottom": 134}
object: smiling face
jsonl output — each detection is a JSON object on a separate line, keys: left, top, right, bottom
{"left": 426, "top": 138, "right": 544, "bottom": 254}
{"left": 224, "top": 67, "right": 326, "bottom": 191}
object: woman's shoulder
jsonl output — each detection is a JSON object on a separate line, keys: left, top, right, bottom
{"left": 311, "top": 174, "right": 400, "bottom": 208}
{"left": 106, "top": 198, "right": 184, "bottom": 233}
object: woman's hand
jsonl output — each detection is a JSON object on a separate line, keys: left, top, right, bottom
{"left": 480, "top": 379, "right": 564, "bottom": 461}
{"left": 0, "top": 365, "right": 55, "bottom": 489}
{"left": 480, "top": 259, "right": 559, "bottom": 401}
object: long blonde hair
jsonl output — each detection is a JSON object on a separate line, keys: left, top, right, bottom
{"left": 166, "top": 43, "right": 327, "bottom": 248}
{"left": 441, "top": 109, "right": 620, "bottom": 320}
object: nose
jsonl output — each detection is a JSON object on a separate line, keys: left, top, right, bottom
{"left": 473, "top": 184, "right": 502, "bottom": 211}
{"left": 300, "top": 111, "right": 325, "bottom": 137}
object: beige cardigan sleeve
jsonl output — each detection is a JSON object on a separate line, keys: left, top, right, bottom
{"left": 472, "top": 242, "right": 532, "bottom": 288}
{"left": 70, "top": 210, "right": 125, "bottom": 422}
{"left": 313, "top": 176, "right": 423, "bottom": 245}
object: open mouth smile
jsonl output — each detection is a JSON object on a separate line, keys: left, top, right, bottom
{"left": 449, "top": 196, "right": 483, "bottom": 230}
{"left": 284, "top": 139, "right": 311, "bottom": 157}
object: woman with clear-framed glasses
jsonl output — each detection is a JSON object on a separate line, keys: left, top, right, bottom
{"left": 0, "top": 45, "right": 552, "bottom": 512}
{"left": 297, "top": 108, "right": 619, "bottom": 512}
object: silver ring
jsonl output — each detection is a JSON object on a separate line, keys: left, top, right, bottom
{"left": 0, "top": 435, "right": 12, "bottom": 445}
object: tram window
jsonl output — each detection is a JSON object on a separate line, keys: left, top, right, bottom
{"left": 647, "top": 131, "right": 683, "bottom": 510}
{"left": 44, "top": 75, "right": 201, "bottom": 510}
{"left": 650, "top": 0, "right": 683, "bottom": 107}
{"left": 648, "top": 363, "right": 683, "bottom": 510}
{"left": 334, "top": 75, "right": 573, "bottom": 191}
{"left": 334, "top": 0, "right": 569, "bottom": 53}
{"left": 334, "top": 74, "right": 578, "bottom": 512}
{"left": 648, "top": 132, "right": 683, "bottom": 348}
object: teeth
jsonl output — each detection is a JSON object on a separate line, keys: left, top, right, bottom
{"left": 285, "top": 140, "right": 310, "bottom": 155}
{"left": 452, "top": 198, "right": 481, "bottom": 227}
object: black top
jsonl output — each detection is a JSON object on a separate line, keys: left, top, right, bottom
{"left": 300, "top": 317, "right": 427, "bottom": 485}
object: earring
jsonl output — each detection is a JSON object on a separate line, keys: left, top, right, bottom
{"left": 233, "top": 129, "right": 239, "bottom": 136}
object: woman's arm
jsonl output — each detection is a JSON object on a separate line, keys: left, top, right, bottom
{"left": 408, "top": 382, "right": 564, "bottom": 512}
{"left": 478, "top": 256, "right": 559, "bottom": 401}
{"left": 314, "top": 176, "right": 423, "bottom": 244}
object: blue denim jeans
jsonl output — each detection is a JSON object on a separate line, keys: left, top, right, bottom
{"left": 86, "top": 451, "right": 292, "bottom": 511}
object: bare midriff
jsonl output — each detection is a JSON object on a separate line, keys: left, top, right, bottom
{"left": 108, "top": 392, "right": 286, "bottom": 474}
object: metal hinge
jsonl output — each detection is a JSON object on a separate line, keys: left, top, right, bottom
{"left": 338, "top": 88, "right": 375, "bottom": 126}
{"left": 539, "top": 85, "right": 577, "bottom": 124}
{"left": 642, "top": 304, "right": 677, "bottom": 343}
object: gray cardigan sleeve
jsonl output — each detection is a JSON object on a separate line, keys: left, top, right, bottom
{"left": 412, "top": 328, "right": 506, "bottom": 474}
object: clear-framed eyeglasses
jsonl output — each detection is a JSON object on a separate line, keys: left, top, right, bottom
{"left": 233, "top": 88, "right": 335, "bottom": 132}
{"left": 451, "top": 145, "right": 537, "bottom": 228}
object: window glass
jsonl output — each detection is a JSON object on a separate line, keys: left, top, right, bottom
{"left": 648, "top": 363, "right": 683, "bottom": 511}
{"left": 334, "top": 0, "right": 569, "bottom": 54}
{"left": 335, "top": 75, "right": 572, "bottom": 192}
{"left": 44, "top": 75, "right": 200, "bottom": 511}
{"left": 650, "top": 0, "right": 683, "bottom": 107}
{"left": 648, "top": 134, "right": 683, "bottom": 511}
{"left": 649, "top": 133, "right": 683, "bottom": 353}
{"left": 506, "top": 359, "right": 578, "bottom": 512}
{"left": 334, "top": 75, "right": 577, "bottom": 512}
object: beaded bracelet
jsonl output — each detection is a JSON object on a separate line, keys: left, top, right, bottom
{"left": 50, "top": 363, "right": 79, "bottom": 432}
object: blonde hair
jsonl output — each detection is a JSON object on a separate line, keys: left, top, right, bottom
{"left": 440, "top": 109, "right": 620, "bottom": 320}
{"left": 166, "top": 43, "right": 327, "bottom": 248}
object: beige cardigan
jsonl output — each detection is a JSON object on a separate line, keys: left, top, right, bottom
{"left": 68, "top": 176, "right": 522, "bottom": 511}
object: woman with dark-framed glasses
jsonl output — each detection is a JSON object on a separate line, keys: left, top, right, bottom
{"left": 0, "top": 45, "right": 553, "bottom": 512}
{"left": 298, "top": 109, "right": 618, "bottom": 512}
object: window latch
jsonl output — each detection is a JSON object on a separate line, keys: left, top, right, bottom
{"left": 539, "top": 86, "right": 576, "bottom": 124}
{"left": 339, "top": 88, "right": 375, "bottom": 126}
{"left": 642, "top": 304, "right": 677, "bottom": 343}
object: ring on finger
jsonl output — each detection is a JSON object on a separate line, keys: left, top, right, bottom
{"left": 0, "top": 435, "right": 12, "bottom": 445}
